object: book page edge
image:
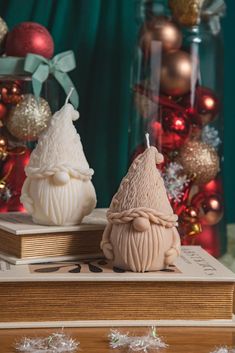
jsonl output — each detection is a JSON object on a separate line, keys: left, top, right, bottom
{"left": 0, "top": 318, "right": 234, "bottom": 329}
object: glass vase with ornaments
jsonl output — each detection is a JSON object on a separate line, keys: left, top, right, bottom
{"left": 130, "top": 0, "right": 226, "bottom": 256}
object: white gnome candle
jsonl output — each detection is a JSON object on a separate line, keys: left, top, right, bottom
{"left": 101, "top": 138, "right": 181, "bottom": 272}
{"left": 20, "top": 97, "right": 96, "bottom": 226}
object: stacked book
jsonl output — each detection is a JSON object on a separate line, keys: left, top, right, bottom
{"left": 0, "top": 211, "right": 234, "bottom": 328}
{"left": 0, "top": 209, "right": 107, "bottom": 264}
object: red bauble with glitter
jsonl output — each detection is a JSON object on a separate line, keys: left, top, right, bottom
{"left": 5, "top": 22, "right": 54, "bottom": 59}
{"left": 151, "top": 108, "right": 190, "bottom": 151}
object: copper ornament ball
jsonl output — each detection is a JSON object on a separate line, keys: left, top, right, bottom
{"left": 177, "top": 140, "right": 220, "bottom": 185}
{"left": 5, "top": 22, "right": 54, "bottom": 59}
{"left": 160, "top": 51, "right": 192, "bottom": 96}
{"left": 139, "top": 16, "right": 182, "bottom": 57}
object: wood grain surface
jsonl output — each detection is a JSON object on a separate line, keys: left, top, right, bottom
{"left": 0, "top": 327, "right": 235, "bottom": 353}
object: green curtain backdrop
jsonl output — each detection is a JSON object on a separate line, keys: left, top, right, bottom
{"left": 0, "top": 0, "right": 234, "bottom": 223}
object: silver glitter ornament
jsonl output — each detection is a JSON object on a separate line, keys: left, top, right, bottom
{"left": 0, "top": 17, "right": 8, "bottom": 49}
{"left": 6, "top": 94, "right": 52, "bottom": 141}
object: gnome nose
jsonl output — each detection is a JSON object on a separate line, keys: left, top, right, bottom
{"left": 52, "top": 172, "right": 70, "bottom": 186}
{"left": 132, "top": 217, "right": 151, "bottom": 232}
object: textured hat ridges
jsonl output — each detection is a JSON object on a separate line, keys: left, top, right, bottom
{"left": 110, "top": 146, "right": 173, "bottom": 215}
{"left": 26, "top": 104, "right": 92, "bottom": 177}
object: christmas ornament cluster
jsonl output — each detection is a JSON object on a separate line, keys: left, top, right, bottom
{"left": 132, "top": 0, "right": 224, "bottom": 253}
{"left": 0, "top": 18, "right": 70, "bottom": 212}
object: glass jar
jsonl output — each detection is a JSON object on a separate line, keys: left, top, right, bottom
{"left": 0, "top": 73, "right": 60, "bottom": 212}
{"left": 130, "top": 0, "right": 226, "bottom": 256}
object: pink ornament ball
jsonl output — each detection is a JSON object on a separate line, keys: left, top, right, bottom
{"left": 5, "top": 22, "right": 54, "bottom": 59}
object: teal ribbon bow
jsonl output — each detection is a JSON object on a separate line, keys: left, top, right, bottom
{"left": 24, "top": 50, "right": 79, "bottom": 109}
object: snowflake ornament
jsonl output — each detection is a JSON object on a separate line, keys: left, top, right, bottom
{"left": 162, "top": 162, "right": 190, "bottom": 203}
{"left": 201, "top": 125, "right": 221, "bottom": 150}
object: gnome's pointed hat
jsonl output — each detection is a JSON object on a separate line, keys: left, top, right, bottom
{"left": 107, "top": 146, "right": 178, "bottom": 229}
{"left": 25, "top": 103, "right": 94, "bottom": 181}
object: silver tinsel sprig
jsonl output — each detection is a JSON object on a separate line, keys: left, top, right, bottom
{"left": 201, "top": 125, "right": 221, "bottom": 150}
{"left": 15, "top": 332, "right": 79, "bottom": 353}
{"left": 162, "top": 162, "right": 190, "bottom": 203}
{"left": 210, "top": 348, "right": 235, "bottom": 353}
{"left": 109, "top": 327, "right": 167, "bottom": 352}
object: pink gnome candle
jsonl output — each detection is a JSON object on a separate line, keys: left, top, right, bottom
{"left": 101, "top": 138, "right": 181, "bottom": 272}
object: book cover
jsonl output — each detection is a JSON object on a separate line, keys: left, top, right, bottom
{"left": 0, "top": 208, "right": 107, "bottom": 235}
{"left": 0, "top": 246, "right": 234, "bottom": 282}
{"left": 0, "top": 246, "right": 234, "bottom": 328}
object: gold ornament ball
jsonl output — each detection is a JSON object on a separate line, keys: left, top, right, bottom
{"left": 168, "top": 0, "right": 205, "bottom": 27}
{"left": 160, "top": 50, "right": 192, "bottom": 96}
{"left": 0, "top": 17, "right": 8, "bottom": 49}
{"left": 6, "top": 94, "right": 52, "bottom": 141}
{"left": 177, "top": 141, "right": 220, "bottom": 185}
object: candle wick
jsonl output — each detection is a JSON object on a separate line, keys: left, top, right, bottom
{"left": 145, "top": 133, "right": 150, "bottom": 148}
{"left": 65, "top": 87, "right": 74, "bottom": 105}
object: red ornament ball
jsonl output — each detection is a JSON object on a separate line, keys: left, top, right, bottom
{"left": 191, "top": 192, "right": 223, "bottom": 226}
{"left": 151, "top": 109, "right": 190, "bottom": 151}
{"left": 5, "top": 22, "right": 54, "bottom": 59}
{"left": 182, "top": 225, "right": 220, "bottom": 258}
{"left": 201, "top": 178, "right": 223, "bottom": 195}
{"left": 0, "top": 148, "right": 31, "bottom": 212}
{"left": 151, "top": 121, "right": 186, "bottom": 151}
{"left": 184, "top": 86, "right": 219, "bottom": 125}
{"left": 0, "top": 103, "right": 7, "bottom": 119}
{"left": 0, "top": 81, "right": 22, "bottom": 104}
{"left": 162, "top": 109, "right": 190, "bottom": 137}
{"left": 181, "top": 206, "right": 199, "bottom": 223}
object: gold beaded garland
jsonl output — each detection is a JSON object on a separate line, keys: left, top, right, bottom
{"left": 177, "top": 140, "right": 220, "bottom": 185}
{"left": 6, "top": 94, "right": 52, "bottom": 141}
